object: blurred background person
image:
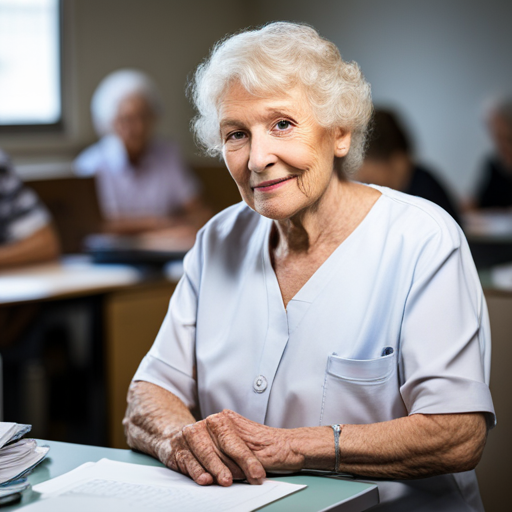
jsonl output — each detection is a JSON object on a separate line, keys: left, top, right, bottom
{"left": 356, "top": 109, "right": 460, "bottom": 224}
{"left": 471, "top": 95, "right": 512, "bottom": 209}
{"left": 0, "top": 149, "right": 59, "bottom": 268}
{"left": 0, "top": 148, "right": 61, "bottom": 426}
{"left": 74, "top": 69, "right": 211, "bottom": 235}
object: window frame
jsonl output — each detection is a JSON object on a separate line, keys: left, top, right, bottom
{"left": 0, "top": 0, "right": 64, "bottom": 134}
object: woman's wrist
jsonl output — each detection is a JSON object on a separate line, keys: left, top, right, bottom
{"left": 288, "top": 426, "right": 337, "bottom": 471}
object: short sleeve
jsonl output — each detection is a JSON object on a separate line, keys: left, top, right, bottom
{"left": 132, "top": 231, "right": 203, "bottom": 409}
{"left": 399, "top": 222, "right": 495, "bottom": 425}
{"left": 0, "top": 158, "right": 50, "bottom": 245}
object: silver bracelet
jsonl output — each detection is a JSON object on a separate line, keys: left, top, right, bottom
{"left": 331, "top": 424, "right": 342, "bottom": 472}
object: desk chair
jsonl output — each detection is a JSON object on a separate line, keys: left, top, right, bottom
{"left": 28, "top": 169, "right": 240, "bottom": 253}
{"left": 193, "top": 166, "right": 241, "bottom": 213}
{"left": 27, "top": 177, "right": 103, "bottom": 254}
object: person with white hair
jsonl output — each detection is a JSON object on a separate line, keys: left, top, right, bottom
{"left": 124, "top": 22, "right": 494, "bottom": 511}
{"left": 473, "top": 95, "right": 512, "bottom": 208}
{"left": 74, "top": 69, "right": 209, "bottom": 233}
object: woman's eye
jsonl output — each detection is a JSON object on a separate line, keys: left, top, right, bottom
{"left": 276, "top": 120, "right": 291, "bottom": 130}
{"left": 228, "top": 131, "right": 245, "bottom": 141}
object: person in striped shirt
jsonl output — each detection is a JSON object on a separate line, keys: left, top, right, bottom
{"left": 0, "top": 150, "right": 59, "bottom": 268}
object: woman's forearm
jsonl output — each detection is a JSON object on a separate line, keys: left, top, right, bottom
{"left": 124, "top": 388, "right": 488, "bottom": 482}
{"left": 123, "top": 381, "right": 195, "bottom": 462}
{"left": 294, "top": 413, "right": 487, "bottom": 479}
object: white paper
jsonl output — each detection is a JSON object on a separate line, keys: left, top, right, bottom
{"left": 0, "top": 423, "right": 16, "bottom": 449}
{"left": 0, "top": 422, "right": 31, "bottom": 449}
{"left": 0, "top": 478, "right": 30, "bottom": 498}
{"left": 32, "top": 459, "right": 305, "bottom": 512}
{"left": 0, "top": 445, "right": 49, "bottom": 483}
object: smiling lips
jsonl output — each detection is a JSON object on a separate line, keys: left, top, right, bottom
{"left": 252, "top": 175, "right": 297, "bottom": 191}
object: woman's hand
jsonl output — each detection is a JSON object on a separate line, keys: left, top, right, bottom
{"left": 170, "top": 410, "right": 333, "bottom": 482}
{"left": 166, "top": 412, "right": 266, "bottom": 486}
{"left": 221, "top": 410, "right": 310, "bottom": 472}
{"left": 124, "top": 383, "right": 265, "bottom": 487}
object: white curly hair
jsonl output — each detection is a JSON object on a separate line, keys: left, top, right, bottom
{"left": 190, "top": 22, "right": 373, "bottom": 176}
{"left": 91, "top": 69, "right": 163, "bottom": 136}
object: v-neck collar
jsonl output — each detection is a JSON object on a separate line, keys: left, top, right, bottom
{"left": 262, "top": 186, "right": 384, "bottom": 312}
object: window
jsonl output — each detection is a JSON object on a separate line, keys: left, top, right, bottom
{"left": 0, "top": 0, "right": 61, "bottom": 131}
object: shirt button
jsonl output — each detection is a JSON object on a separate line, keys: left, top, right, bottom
{"left": 253, "top": 375, "right": 268, "bottom": 393}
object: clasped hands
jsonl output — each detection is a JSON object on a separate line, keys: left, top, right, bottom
{"left": 159, "top": 409, "right": 304, "bottom": 487}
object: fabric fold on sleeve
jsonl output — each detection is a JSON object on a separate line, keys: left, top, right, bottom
{"left": 133, "top": 354, "right": 197, "bottom": 409}
{"left": 399, "top": 222, "right": 496, "bottom": 425}
{"left": 130, "top": 229, "right": 204, "bottom": 410}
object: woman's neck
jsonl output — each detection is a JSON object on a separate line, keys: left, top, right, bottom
{"left": 269, "top": 179, "right": 381, "bottom": 308}
{"left": 272, "top": 178, "right": 358, "bottom": 258}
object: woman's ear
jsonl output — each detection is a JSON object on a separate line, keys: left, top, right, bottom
{"left": 333, "top": 128, "right": 352, "bottom": 158}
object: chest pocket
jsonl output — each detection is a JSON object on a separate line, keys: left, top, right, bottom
{"left": 320, "top": 351, "right": 406, "bottom": 426}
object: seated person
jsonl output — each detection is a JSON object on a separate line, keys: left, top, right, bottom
{"left": 124, "top": 23, "right": 493, "bottom": 511}
{"left": 0, "top": 149, "right": 59, "bottom": 268}
{"left": 472, "top": 95, "right": 512, "bottom": 209}
{"left": 74, "top": 69, "right": 210, "bottom": 234}
{"left": 356, "top": 109, "right": 460, "bottom": 224}
{"left": 0, "top": 148, "right": 60, "bottom": 362}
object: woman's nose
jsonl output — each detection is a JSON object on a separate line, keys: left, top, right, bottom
{"left": 248, "top": 133, "right": 277, "bottom": 173}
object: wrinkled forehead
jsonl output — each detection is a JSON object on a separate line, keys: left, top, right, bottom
{"left": 217, "top": 80, "right": 313, "bottom": 122}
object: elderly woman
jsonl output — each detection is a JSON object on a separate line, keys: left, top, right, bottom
{"left": 124, "top": 22, "right": 494, "bottom": 511}
{"left": 74, "top": 69, "right": 209, "bottom": 233}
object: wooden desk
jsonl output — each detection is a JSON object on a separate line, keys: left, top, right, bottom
{"left": 0, "top": 257, "right": 141, "bottom": 306}
{"left": 5, "top": 440, "right": 379, "bottom": 511}
{"left": 0, "top": 257, "right": 178, "bottom": 448}
{"left": 463, "top": 211, "right": 512, "bottom": 268}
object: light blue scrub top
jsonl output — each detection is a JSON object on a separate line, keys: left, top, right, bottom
{"left": 134, "top": 185, "right": 495, "bottom": 511}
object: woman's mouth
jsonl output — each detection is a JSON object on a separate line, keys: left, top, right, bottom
{"left": 252, "top": 175, "right": 297, "bottom": 192}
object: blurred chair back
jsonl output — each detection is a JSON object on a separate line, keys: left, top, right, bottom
{"left": 27, "top": 168, "right": 241, "bottom": 254}
{"left": 193, "top": 166, "right": 241, "bottom": 213}
{"left": 27, "top": 177, "right": 103, "bottom": 254}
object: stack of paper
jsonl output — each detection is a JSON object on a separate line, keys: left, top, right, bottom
{"left": 26, "top": 458, "right": 306, "bottom": 511}
{"left": 0, "top": 422, "right": 32, "bottom": 448}
{"left": 0, "top": 438, "right": 50, "bottom": 483}
{"left": 0, "top": 422, "right": 49, "bottom": 504}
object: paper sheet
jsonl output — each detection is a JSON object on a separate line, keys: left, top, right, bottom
{"left": 0, "top": 422, "right": 31, "bottom": 449}
{"left": 30, "top": 458, "right": 305, "bottom": 512}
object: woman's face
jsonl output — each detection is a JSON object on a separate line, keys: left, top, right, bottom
{"left": 219, "top": 83, "right": 351, "bottom": 220}
{"left": 113, "top": 94, "right": 155, "bottom": 163}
